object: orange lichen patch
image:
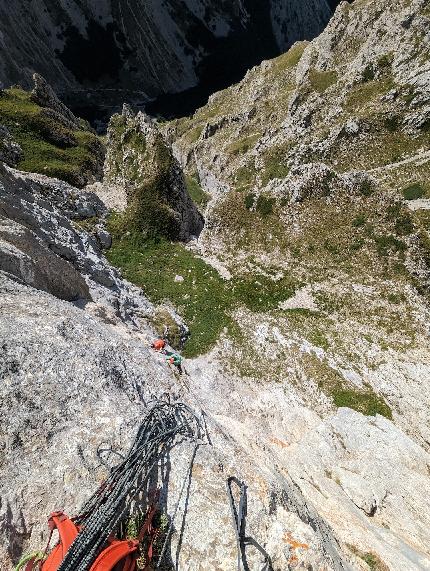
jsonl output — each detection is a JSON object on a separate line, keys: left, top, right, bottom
{"left": 283, "top": 532, "right": 309, "bottom": 550}
{"left": 284, "top": 532, "right": 309, "bottom": 565}
{"left": 270, "top": 436, "right": 289, "bottom": 448}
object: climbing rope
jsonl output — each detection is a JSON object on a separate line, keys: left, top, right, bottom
{"left": 227, "top": 477, "right": 249, "bottom": 571}
{"left": 56, "top": 400, "right": 202, "bottom": 571}
{"left": 226, "top": 477, "right": 273, "bottom": 571}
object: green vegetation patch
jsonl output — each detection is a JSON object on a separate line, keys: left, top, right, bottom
{"left": 185, "top": 175, "right": 209, "bottom": 208}
{"left": 256, "top": 194, "right": 276, "bottom": 216}
{"left": 272, "top": 41, "right": 308, "bottom": 73}
{"left": 309, "top": 69, "right": 338, "bottom": 93}
{"left": 107, "top": 227, "right": 301, "bottom": 357}
{"left": 345, "top": 78, "right": 394, "bottom": 112}
{"left": 107, "top": 124, "right": 189, "bottom": 241}
{"left": 260, "top": 144, "right": 291, "bottom": 185}
{"left": 302, "top": 352, "right": 392, "bottom": 418}
{"left": 402, "top": 182, "right": 426, "bottom": 200}
{"left": 227, "top": 133, "right": 260, "bottom": 156}
{"left": 332, "top": 388, "right": 392, "bottom": 418}
{"left": 106, "top": 232, "right": 233, "bottom": 357}
{"left": 348, "top": 545, "right": 389, "bottom": 571}
{"left": 244, "top": 192, "right": 256, "bottom": 210}
{"left": 234, "top": 162, "right": 257, "bottom": 192}
{"left": 0, "top": 87, "right": 103, "bottom": 186}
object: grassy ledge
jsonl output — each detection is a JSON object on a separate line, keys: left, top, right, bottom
{"left": 0, "top": 87, "right": 103, "bottom": 186}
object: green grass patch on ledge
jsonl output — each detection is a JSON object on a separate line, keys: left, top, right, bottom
{"left": 0, "top": 87, "right": 103, "bottom": 186}
{"left": 332, "top": 388, "right": 392, "bottom": 419}
{"left": 106, "top": 222, "right": 300, "bottom": 357}
{"left": 106, "top": 232, "right": 232, "bottom": 357}
{"left": 309, "top": 69, "right": 338, "bottom": 93}
{"left": 185, "top": 175, "right": 210, "bottom": 208}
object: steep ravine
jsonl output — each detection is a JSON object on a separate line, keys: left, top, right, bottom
{"left": 0, "top": 0, "right": 335, "bottom": 121}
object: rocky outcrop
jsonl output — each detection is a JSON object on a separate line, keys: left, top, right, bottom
{"left": 0, "top": 272, "right": 353, "bottom": 571}
{"left": 0, "top": 125, "right": 22, "bottom": 167}
{"left": 0, "top": 163, "right": 152, "bottom": 323}
{"left": 31, "top": 73, "right": 82, "bottom": 130}
{"left": 103, "top": 107, "right": 204, "bottom": 241}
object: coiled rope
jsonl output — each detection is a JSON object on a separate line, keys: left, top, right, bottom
{"left": 57, "top": 400, "right": 202, "bottom": 571}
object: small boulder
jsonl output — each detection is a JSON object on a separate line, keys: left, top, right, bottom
{"left": 96, "top": 227, "right": 112, "bottom": 250}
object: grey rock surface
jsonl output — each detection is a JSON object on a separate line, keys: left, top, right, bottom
{"left": 0, "top": 163, "right": 151, "bottom": 324}
{"left": 0, "top": 125, "right": 23, "bottom": 167}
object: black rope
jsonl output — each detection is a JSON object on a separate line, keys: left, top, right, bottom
{"left": 57, "top": 400, "right": 202, "bottom": 571}
{"left": 226, "top": 477, "right": 273, "bottom": 571}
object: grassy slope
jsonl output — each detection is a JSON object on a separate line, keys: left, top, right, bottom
{"left": 106, "top": 230, "right": 301, "bottom": 358}
{"left": 0, "top": 87, "right": 102, "bottom": 186}
{"left": 107, "top": 3, "right": 430, "bottom": 420}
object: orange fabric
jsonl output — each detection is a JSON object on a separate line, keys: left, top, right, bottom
{"left": 42, "top": 513, "right": 79, "bottom": 571}
{"left": 89, "top": 539, "right": 139, "bottom": 571}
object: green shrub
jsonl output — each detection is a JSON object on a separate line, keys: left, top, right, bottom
{"left": 256, "top": 194, "right": 275, "bottom": 216}
{"left": 377, "top": 53, "right": 394, "bottom": 70}
{"left": 402, "top": 183, "right": 425, "bottom": 200}
{"left": 394, "top": 215, "right": 414, "bottom": 236}
{"left": 362, "top": 64, "right": 375, "bottom": 82}
{"left": 359, "top": 179, "right": 374, "bottom": 196}
{"left": 352, "top": 214, "right": 366, "bottom": 227}
{"left": 108, "top": 132, "right": 192, "bottom": 241}
{"left": 384, "top": 115, "right": 399, "bottom": 132}
{"left": 244, "top": 192, "right": 256, "bottom": 210}
{"left": 374, "top": 234, "right": 406, "bottom": 256}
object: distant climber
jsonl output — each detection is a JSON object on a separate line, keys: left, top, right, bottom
{"left": 165, "top": 351, "right": 184, "bottom": 375}
{"left": 151, "top": 337, "right": 166, "bottom": 351}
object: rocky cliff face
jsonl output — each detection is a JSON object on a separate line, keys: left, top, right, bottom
{"left": 1, "top": 0, "right": 430, "bottom": 570}
{"left": 0, "top": 0, "right": 333, "bottom": 117}
{"left": 101, "top": 106, "right": 204, "bottom": 241}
